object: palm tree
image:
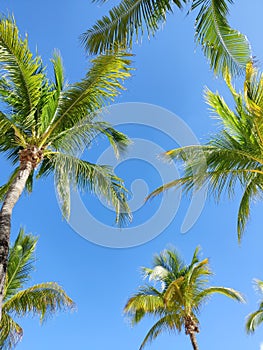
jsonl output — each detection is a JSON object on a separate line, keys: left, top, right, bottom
{"left": 0, "top": 16, "right": 132, "bottom": 319}
{"left": 0, "top": 228, "right": 74, "bottom": 349}
{"left": 148, "top": 62, "right": 263, "bottom": 241}
{"left": 246, "top": 279, "right": 263, "bottom": 334}
{"left": 82, "top": 0, "right": 251, "bottom": 76}
{"left": 124, "top": 247, "right": 244, "bottom": 350}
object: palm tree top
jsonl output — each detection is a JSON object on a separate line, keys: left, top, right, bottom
{"left": 124, "top": 246, "right": 244, "bottom": 350}
{"left": 0, "top": 16, "right": 133, "bottom": 224}
{"left": 148, "top": 62, "right": 263, "bottom": 240}
{"left": 0, "top": 228, "right": 74, "bottom": 349}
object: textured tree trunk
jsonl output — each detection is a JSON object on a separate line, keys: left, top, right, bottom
{"left": 0, "top": 161, "right": 32, "bottom": 320}
{"left": 188, "top": 332, "right": 199, "bottom": 350}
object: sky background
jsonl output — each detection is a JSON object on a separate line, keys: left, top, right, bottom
{"left": 1, "top": 0, "right": 263, "bottom": 349}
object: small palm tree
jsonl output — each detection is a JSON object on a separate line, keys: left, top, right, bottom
{"left": 83, "top": 0, "right": 251, "bottom": 76}
{"left": 124, "top": 247, "right": 244, "bottom": 350}
{"left": 246, "top": 279, "right": 263, "bottom": 334}
{"left": 0, "top": 228, "right": 74, "bottom": 349}
{"left": 148, "top": 62, "right": 263, "bottom": 241}
{"left": 0, "top": 16, "right": 132, "bottom": 319}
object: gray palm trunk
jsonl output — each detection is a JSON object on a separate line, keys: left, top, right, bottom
{"left": 0, "top": 147, "right": 42, "bottom": 320}
{"left": 189, "top": 332, "right": 199, "bottom": 350}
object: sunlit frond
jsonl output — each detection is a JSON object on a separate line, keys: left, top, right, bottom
{"left": 82, "top": 0, "right": 187, "bottom": 54}
{"left": 0, "top": 312, "right": 23, "bottom": 349}
{"left": 193, "top": 0, "right": 251, "bottom": 76}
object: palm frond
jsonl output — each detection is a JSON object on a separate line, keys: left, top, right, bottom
{"left": 40, "top": 50, "right": 132, "bottom": 144}
{"left": 52, "top": 152, "right": 131, "bottom": 225}
{"left": 246, "top": 279, "right": 263, "bottom": 333}
{"left": 139, "top": 314, "right": 181, "bottom": 350}
{"left": 193, "top": 0, "right": 251, "bottom": 76}
{"left": 3, "top": 282, "right": 74, "bottom": 322}
{"left": 0, "top": 17, "right": 45, "bottom": 127}
{"left": 0, "top": 311, "right": 23, "bottom": 350}
{"left": 124, "top": 288, "right": 164, "bottom": 324}
{"left": 82, "top": 0, "right": 187, "bottom": 54}
{"left": 4, "top": 228, "right": 37, "bottom": 300}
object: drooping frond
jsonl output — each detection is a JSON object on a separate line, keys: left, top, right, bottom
{"left": 40, "top": 51, "right": 132, "bottom": 144}
{"left": 3, "top": 282, "right": 74, "bottom": 322}
{"left": 0, "top": 311, "right": 23, "bottom": 349}
{"left": 196, "top": 286, "right": 245, "bottom": 305}
{"left": 0, "top": 16, "right": 45, "bottom": 127}
{"left": 124, "top": 286, "right": 164, "bottom": 324}
{"left": 193, "top": 0, "right": 251, "bottom": 76}
{"left": 82, "top": 0, "right": 187, "bottom": 54}
{"left": 52, "top": 152, "right": 131, "bottom": 224}
{"left": 4, "top": 228, "right": 37, "bottom": 300}
{"left": 51, "top": 119, "right": 130, "bottom": 159}
{"left": 246, "top": 279, "right": 263, "bottom": 333}
{"left": 139, "top": 314, "right": 182, "bottom": 350}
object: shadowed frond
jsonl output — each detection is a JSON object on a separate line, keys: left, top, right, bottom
{"left": 139, "top": 314, "right": 181, "bottom": 350}
{"left": 0, "top": 312, "right": 23, "bottom": 349}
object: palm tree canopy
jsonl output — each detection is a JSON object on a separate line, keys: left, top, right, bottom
{"left": 0, "top": 228, "right": 74, "bottom": 349}
{"left": 148, "top": 62, "right": 263, "bottom": 241}
{"left": 124, "top": 247, "right": 244, "bottom": 349}
{"left": 82, "top": 0, "right": 251, "bottom": 76}
{"left": 0, "top": 16, "right": 133, "bottom": 224}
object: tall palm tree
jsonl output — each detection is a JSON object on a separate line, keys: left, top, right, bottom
{"left": 148, "top": 62, "right": 263, "bottom": 241}
{"left": 246, "top": 279, "right": 263, "bottom": 334}
{"left": 82, "top": 0, "right": 251, "bottom": 76}
{"left": 124, "top": 247, "right": 244, "bottom": 350}
{"left": 0, "top": 228, "right": 74, "bottom": 349}
{"left": 0, "top": 16, "right": 132, "bottom": 319}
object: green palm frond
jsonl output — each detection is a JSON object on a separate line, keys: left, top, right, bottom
{"left": 139, "top": 314, "right": 182, "bottom": 350}
{"left": 3, "top": 282, "right": 74, "bottom": 322}
{"left": 246, "top": 279, "right": 263, "bottom": 333}
{"left": 4, "top": 229, "right": 37, "bottom": 300}
{"left": 193, "top": 0, "right": 251, "bottom": 76}
{"left": 52, "top": 152, "right": 131, "bottom": 224}
{"left": 82, "top": 0, "right": 187, "bottom": 54}
{"left": 0, "top": 312, "right": 23, "bottom": 349}
{"left": 0, "top": 16, "right": 45, "bottom": 126}
{"left": 41, "top": 50, "right": 132, "bottom": 144}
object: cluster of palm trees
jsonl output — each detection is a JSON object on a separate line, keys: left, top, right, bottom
{"left": 0, "top": 0, "right": 263, "bottom": 348}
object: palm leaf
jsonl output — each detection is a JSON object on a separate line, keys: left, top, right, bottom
{"left": 82, "top": 0, "right": 187, "bottom": 54}
{"left": 51, "top": 152, "right": 131, "bottom": 224}
{"left": 193, "top": 0, "right": 251, "bottom": 76}
{"left": 0, "top": 16, "right": 45, "bottom": 126}
{"left": 40, "top": 50, "right": 132, "bottom": 144}
{"left": 4, "top": 228, "right": 37, "bottom": 300}
{"left": 0, "top": 311, "right": 23, "bottom": 349}
{"left": 139, "top": 314, "right": 181, "bottom": 350}
{"left": 3, "top": 282, "right": 74, "bottom": 322}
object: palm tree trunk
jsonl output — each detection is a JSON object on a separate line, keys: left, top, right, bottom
{"left": 0, "top": 161, "right": 32, "bottom": 320}
{"left": 188, "top": 332, "right": 199, "bottom": 350}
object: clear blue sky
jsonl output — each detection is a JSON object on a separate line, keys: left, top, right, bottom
{"left": 1, "top": 0, "right": 263, "bottom": 349}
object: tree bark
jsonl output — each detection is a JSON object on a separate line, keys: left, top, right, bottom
{"left": 0, "top": 161, "right": 32, "bottom": 320}
{"left": 188, "top": 332, "right": 199, "bottom": 350}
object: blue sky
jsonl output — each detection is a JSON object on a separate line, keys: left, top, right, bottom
{"left": 1, "top": 0, "right": 263, "bottom": 349}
